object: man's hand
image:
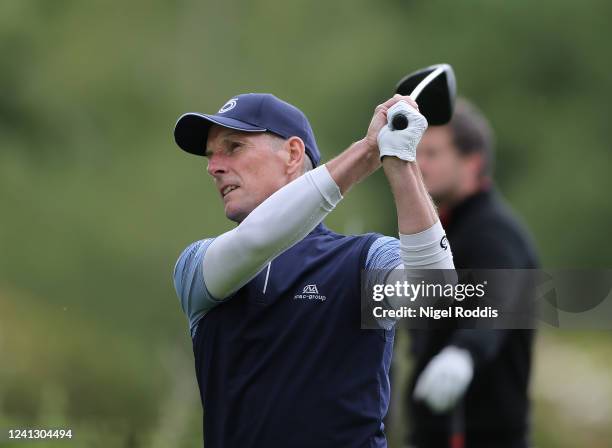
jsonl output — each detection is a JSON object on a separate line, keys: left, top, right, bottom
{"left": 377, "top": 101, "right": 428, "bottom": 162}
{"left": 363, "top": 94, "right": 421, "bottom": 153}
{"left": 325, "top": 95, "right": 422, "bottom": 197}
{"left": 413, "top": 346, "right": 474, "bottom": 414}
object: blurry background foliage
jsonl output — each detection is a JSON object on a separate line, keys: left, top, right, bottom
{"left": 1, "top": 0, "right": 611, "bottom": 446}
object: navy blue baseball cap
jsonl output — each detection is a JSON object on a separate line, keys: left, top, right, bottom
{"left": 174, "top": 93, "right": 321, "bottom": 167}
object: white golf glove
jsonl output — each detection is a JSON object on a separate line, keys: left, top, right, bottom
{"left": 377, "top": 100, "right": 428, "bottom": 162}
{"left": 413, "top": 346, "right": 474, "bottom": 414}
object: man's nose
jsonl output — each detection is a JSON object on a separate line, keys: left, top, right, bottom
{"left": 206, "top": 153, "right": 228, "bottom": 177}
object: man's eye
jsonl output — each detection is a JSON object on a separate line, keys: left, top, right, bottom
{"left": 228, "top": 142, "right": 242, "bottom": 152}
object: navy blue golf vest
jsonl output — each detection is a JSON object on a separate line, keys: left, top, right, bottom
{"left": 193, "top": 223, "right": 394, "bottom": 448}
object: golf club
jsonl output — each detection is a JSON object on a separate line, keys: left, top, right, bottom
{"left": 391, "top": 63, "right": 457, "bottom": 130}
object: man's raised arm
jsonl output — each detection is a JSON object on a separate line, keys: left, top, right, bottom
{"left": 374, "top": 96, "right": 455, "bottom": 270}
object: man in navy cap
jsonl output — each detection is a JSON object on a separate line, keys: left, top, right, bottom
{"left": 172, "top": 93, "right": 455, "bottom": 447}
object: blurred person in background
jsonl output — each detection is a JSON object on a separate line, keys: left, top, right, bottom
{"left": 405, "top": 99, "right": 539, "bottom": 448}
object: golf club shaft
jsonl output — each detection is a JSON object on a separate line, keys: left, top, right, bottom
{"left": 450, "top": 401, "right": 465, "bottom": 448}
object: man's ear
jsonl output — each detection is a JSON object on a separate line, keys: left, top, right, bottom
{"left": 465, "top": 152, "right": 485, "bottom": 178}
{"left": 284, "top": 136, "right": 306, "bottom": 176}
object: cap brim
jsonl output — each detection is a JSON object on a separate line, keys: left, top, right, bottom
{"left": 174, "top": 113, "right": 267, "bottom": 155}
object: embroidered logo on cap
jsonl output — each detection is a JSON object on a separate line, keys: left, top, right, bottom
{"left": 218, "top": 98, "right": 238, "bottom": 113}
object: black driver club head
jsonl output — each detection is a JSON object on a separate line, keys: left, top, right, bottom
{"left": 395, "top": 63, "right": 457, "bottom": 126}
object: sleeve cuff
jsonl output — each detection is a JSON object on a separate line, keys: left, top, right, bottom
{"left": 307, "top": 164, "right": 343, "bottom": 211}
{"left": 399, "top": 221, "right": 453, "bottom": 267}
{"left": 399, "top": 220, "right": 445, "bottom": 246}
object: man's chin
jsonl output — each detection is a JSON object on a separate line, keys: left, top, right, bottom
{"left": 224, "top": 204, "right": 249, "bottom": 224}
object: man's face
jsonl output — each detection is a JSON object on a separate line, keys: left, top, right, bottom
{"left": 417, "top": 126, "right": 466, "bottom": 204}
{"left": 205, "top": 126, "right": 290, "bottom": 223}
